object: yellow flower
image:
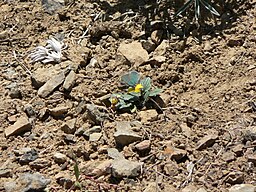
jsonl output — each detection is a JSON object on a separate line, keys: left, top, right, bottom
{"left": 134, "top": 84, "right": 143, "bottom": 93}
{"left": 110, "top": 95, "right": 120, "bottom": 105}
{"left": 128, "top": 84, "right": 143, "bottom": 93}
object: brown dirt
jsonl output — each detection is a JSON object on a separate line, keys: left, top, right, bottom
{"left": 0, "top": 0, "right": 256, "bottom": 191}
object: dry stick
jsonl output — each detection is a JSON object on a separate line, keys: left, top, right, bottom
{"left": 78, "top": 12, "right": 102, "bottom": 44}
{"left": 13, "top": 50, "right": 33, "bottom": 77}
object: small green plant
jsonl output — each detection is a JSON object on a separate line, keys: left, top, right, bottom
{"left": 110, "top": 71, "right": 162, "bottom": 113}
{"left": 175, "top": 0, "right": 220, "bottom": 21}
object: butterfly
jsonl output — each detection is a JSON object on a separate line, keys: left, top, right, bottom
{"left": 120, "top": 71, "right": 140, "bottom": 87}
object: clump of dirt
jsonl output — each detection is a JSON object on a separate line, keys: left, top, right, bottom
{"left": 0, "top": 0, "right": 256, "bottom": 191}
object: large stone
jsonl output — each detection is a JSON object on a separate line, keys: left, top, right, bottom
{"left": 163, "top": 146, "right": 187, "bottom": 161}
{"left": 32, "top": 65, "right": 61, "bottom": 88}
{"left": 5, "top": 116, "right": 31, "bottom": 137}
{"left": 111, "top": 159, "right": 143, "bottom": 178}
{"left": 4, "top": 172, "right": 51, "bottom": 192}
{"left": 38, "top": 71, "right": 65, "bottom": 98}
{"left": 114, "top": 121, "right": 141, "bottom": 146}
{"left": 118, "top": 41, "right": 149, "bottom": 66}
{"left": 229, "top": 184, "right": 256, "bottom": 192}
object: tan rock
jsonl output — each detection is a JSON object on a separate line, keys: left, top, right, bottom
{"left": 118, "top": 41, "right": 149, "bottom": 66}
{"left": 138, "top": 109, "right": 158, "bottom": 123}
{"left": 5, "top": 117, "right": 31, "bottom": 137}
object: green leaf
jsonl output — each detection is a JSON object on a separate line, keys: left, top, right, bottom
{"left": 74, "top": 162, "right": 80, "bottom": 181}
{"left": 140, "top": 77, "right": 151, "bottom": 92}
{"left": 143, "top": 90, "right": 150, "bottom": 104}
{"left": 149, "top": 88, "right": 162, "bottom": 97}
{"left": 195, "top": 0, "right": 200, "bottom": 20}
{"left": 121, "top": 93, "right": 140, "bottom": 101}
{"left": 174, "top": 0, "right": 193, "bottom": 17}
{"left": 200, "top": 0, "right": 220, "bottom": 16}
{"left": 121, "top": 71, "right": 140, "bottom": 87}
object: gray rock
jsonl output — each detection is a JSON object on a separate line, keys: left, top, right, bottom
{"left": 42, "top": 0, "right": 65, "bottom": 15}
{"left": 63, "top": 134, "right": 76, "bottom": 143}
{"left": 24, "top": 104, "right": 36, "bottom": 117}
{"left": 9, "top": 87, "right": 22, "bottom": 99}
{"left": 38, "top": 71, "right": 65, "bottom": 98}
{"left": 86, "top": 104, "right": 109, "bottom": 124}
{"left": 107, "top": 148, "right": 124, "bottom": 159}
{"left": 229, "top": 184, "right": 256, "bottom": 192}
{"left": 63, "top": 70, "right": 76, "bottom": 91}
{"left": 61, "top": 118, "right": 76, "bottom": 134}
{"left": 83, "top": 126, "right": 101, "bottom": 137}
{"left": 114, "top": 121, "right": 141, "bottom": 146}
{"left": 19, "top": 148, "right": 38, "bottom": 165}
{"left": 54, "top": 152, "right": 67, "bottom": 164}
{"left": 5, "top": 116, "right": 32, "bottom": 137}
{"left": 4, "top": 172, "right": 51, "bottom": 192}
{"left": 111, "top": 159, "right": 143, "bottom": 178}
{"left": 197, "top": 134, "right": 218, "bottom": 150}
{"left": 89, "top": 132, "right": 102, "bottom": 142}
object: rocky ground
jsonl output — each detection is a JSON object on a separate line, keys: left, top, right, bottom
{"left": 0, "top": 0, "right": 256, "bottom": 191}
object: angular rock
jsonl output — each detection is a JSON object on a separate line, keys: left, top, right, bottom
{"left": 107, "top": 148, "right": 124, "bottom": 159}
{"left": 0, "top": 169, "right": 11, "bottom": 178}
{"left": 89, "top": 132, "right": 102, "bottom": 142}
{"left": 197, "top": 134, "right": 218, "bottom": 150}
{"left": 61, "top": 118, "right": 76, "bottom": 134}
{"left": 163, "top": 146, "right": 187, "bottom": 161}
{"left": 4, "top": 172, "right": 51, "bottom": 192}
{"left": 49, "top": 106, "right": 69, "bottom": 117}
{"left": 5, "top": 116, "right": 31, "bottom": 137}
{"left": 32, "top": 65, "right": 61, "bottom": 88}
{"left": 138, "top": 109, "right": 158, "bottom": 123}
{"left": 54, "top": 152, "right": 67, "bottom": 164}
{"left": 38, "top": 71, "right": 65, "bottom": 98}
{"left": 118, "top": 41, "right": 149, "bottom": 66}
{"left": 229, "top": 184, "right": 256, "bottom": 192}
{"left": 222, "top": 151, "right": 235, "bottom": 162}
{"left": 91, "top": 160, "right": 113, "bottom": 177}
{"left": 114, "top": 122, "right": 141, "bottom": 146}
{"left": 111, "top": 159, "right": 143, "bottom": 178}
{"left": 63, "top": 70, "right": 76, "bottom": 91}
{"left": 83, "top": 126, "right": 101, "bottom": 137}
